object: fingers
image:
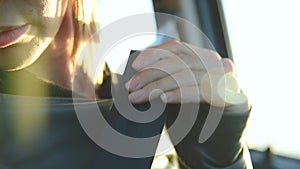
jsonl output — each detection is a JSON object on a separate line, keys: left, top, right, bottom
{"left": 127, "top": 70, "right": 205, "bottom": 104}
{"left": 160, "top": 86, "right": 202, "bottom": 103}
{"left": 132, "top": 40, "right": 189, "bottom": 70}
{"left": 126, "top": 56, "right": 196, "bottom": 91}
{"left": 126, "top": 56, "right": 231, "bottom": 92}
{"left": 127, "top": 72, "right": 245, "bottom": 106}
{"left": 132, "top": 40, "right": 222, "bottom": 71}
{"left": 126, "top": 40, "right": 238, "bottom": 105}
{"left": 221, "top": 58, "right": 235, "bottom": 74}
{"left": 157, "top": 73, "right": 246, "bottom": 106}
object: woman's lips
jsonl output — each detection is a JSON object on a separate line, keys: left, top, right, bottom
{"left": 0, "top": 24, "right": 29, "bottom": 48}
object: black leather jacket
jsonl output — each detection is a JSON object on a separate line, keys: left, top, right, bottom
{"left": 0, "top": 68, "right": 252, "bottom": 169}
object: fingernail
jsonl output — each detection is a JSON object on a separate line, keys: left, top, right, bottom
{"left": 160, "top": 92, "right": 172, "bottom": 103}
{"left": 125, "top": 79, "right": 140, "bottom": 91}
{"left": 125, "top": 81, "right": 130, "bottom": 90}
{"left": 128, "top": 90, "right": 144, "bottom": 103}
{"left": 132, "top": 59, "right": 144, "bottom": 70}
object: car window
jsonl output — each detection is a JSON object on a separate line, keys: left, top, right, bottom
{"left": 221, "top": 0, "right": 300, "bottom": 159}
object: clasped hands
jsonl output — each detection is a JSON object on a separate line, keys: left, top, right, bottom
{"left": 125, "top": 40, "right": 250, "bottom": 113}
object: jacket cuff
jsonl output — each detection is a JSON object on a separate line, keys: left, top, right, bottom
{"left": 166, "top": 103, "right": 252, "bottom": 168}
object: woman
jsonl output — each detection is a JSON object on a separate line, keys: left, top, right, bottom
{"left": 0, "top": 0, "right": 252, "bottom": 168}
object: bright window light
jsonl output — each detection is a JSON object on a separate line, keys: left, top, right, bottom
{"left": 98, "top": 0, "right": 157, "bottom": 73}
{"left": 221, "top": 0, "right": 300, "bottom": 159}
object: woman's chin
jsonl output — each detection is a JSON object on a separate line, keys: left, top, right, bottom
{"left": 0, "top": 57, "right": 34, "bottom": 71}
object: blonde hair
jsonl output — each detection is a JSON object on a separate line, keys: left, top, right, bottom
{"left": 71, "top": 0, "right": 104, "bottom": 84}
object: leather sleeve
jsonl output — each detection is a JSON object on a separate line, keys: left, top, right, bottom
{"left": 166, "top": 103, "right": 252, "bottom": 169}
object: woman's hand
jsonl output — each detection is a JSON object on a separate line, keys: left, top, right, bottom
{"left": 125, "top": 40, "right": 250, "bottom": 113}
